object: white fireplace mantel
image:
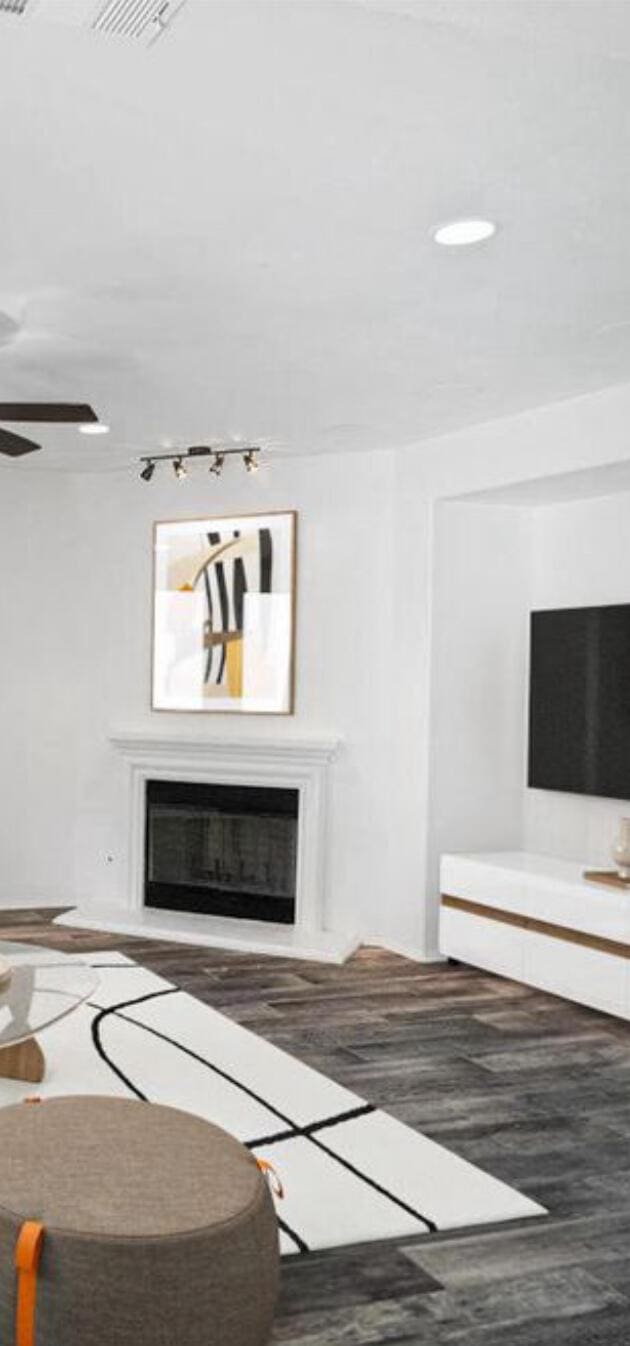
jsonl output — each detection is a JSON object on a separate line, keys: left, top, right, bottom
{"left": 55, "top": 730, "right": 357, "bottom": 964}
{"left": 111, "top": 730, "right": 341, "bottom": 929}
{"left": 108, "top": 731, "right": 341, "bottom": 769}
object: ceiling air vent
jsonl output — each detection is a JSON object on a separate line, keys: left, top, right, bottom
{"left": 92, "top": 0, "right": 186, "bottom": 44}
{"left": 0, "top": 0, "right": 188, "bottom": 46}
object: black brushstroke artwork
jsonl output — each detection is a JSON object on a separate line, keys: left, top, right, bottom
{"left": 207, "top": 530, "right": 229, "bottom": 683}
{"left": 199, "top": 526, "right": 274, "bottom": 689}
{"left": 203, "top": 566, "right": 214, "bottom": 683}
{"left": 232, "top": 530, "right": 248, "bottom": 631}
{"left": 259, "top": 527, "right": 273, "bottom": 594}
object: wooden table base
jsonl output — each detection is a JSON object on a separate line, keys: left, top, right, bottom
{"left": 0, "top": 1038, "right": 45, "bottom": 1083}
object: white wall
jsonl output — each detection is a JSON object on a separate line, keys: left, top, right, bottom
{"left": 423, "top": 481, "right": 630, "bottom": 953}
{"left": 412, "top": 382, "right": 630, "bottom": 500}
{"left": 0, "top": 470, "right": 82, "bottom": 905}
{"left": 424, "top": 501, "right": 532, "bottom": 950}
{"left": 523, "top": 491, "right": 630, "bottom": 867}
{"left": 398, "top": 382, "right": 630, "bottom": 953}
{"left": 66, "top": 448, "right": 414, "bottom": 946}
{"left": 380, "top": 382, "right": 630, "bottom": 950}
{"left": 4, "top": 381, "right": 630, "bottom": 952}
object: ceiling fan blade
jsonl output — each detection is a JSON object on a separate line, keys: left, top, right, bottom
{"left": 0, "top": 403, "right": 98, "bottom": 424}
{"left": 0, "top": 427, "right": 41, "bottom": 457}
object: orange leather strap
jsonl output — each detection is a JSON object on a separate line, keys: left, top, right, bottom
{"left": 15, "top": 1222, "right": 45, "bottom": 1346}
{"left": 256, "top": 1158, "right": 284, "bottom": 1199}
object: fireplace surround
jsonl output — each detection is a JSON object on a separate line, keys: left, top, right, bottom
{"left": 55, "top": 732, "right": 357, "bottom": 963}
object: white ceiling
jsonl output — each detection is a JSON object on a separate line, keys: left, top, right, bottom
{"left": 0, "top": 0, "right": 630, "bottom": 470}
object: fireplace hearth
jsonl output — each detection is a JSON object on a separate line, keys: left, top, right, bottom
{"left": 144, "top": 779, "right": 298, "bottom": 924}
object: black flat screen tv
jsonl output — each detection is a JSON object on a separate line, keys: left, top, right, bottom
{"left": 528, "top": 603, "right": 630, "bottom": 800}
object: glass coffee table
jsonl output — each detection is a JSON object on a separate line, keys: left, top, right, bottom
{"left": 0, "top": 942, "right": 99, "bottom": 1083}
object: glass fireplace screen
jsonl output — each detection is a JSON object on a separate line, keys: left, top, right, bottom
{"left": 144, "top": 779, "right": 298, "bottom": 924}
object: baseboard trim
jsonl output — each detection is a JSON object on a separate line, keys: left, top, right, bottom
{"left": 0, "top": 897, "right": 71, "bottom": 910}
{"left": 364, "top": 937, "right": 446, "bottom": 965}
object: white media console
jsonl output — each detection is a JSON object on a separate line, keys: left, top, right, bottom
{"left": 439, "top": 851, "right": 630, "bottom": 1022}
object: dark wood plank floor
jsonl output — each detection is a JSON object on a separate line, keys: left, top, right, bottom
{"left": 3, "top": 908, "right": 630, "bottom": 1344}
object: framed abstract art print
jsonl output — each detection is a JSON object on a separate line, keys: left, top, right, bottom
{"left": 152, "top": 511, "right": 296, "bottom": 714}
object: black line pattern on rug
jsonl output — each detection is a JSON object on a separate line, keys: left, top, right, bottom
{"left": 91, "top": 988, "right": 178, "bottom": 1101}
{"left": 245, "top": 1102, "right": 376, "bottom": 1148}
{"left": 114, "top": 1004, "right": 298, "bottom": 1125}
{"left": 91, "top": 988, "right": 311, "bottom": 1254}
{"left": 93, "top": 992, "right": 436, "bottom": 1237}
{"left": 275, "top": 1217, "right": 310, "bottom": 1256}
{"left": 289, "top": 1130, "right": 436, "bottom": 1234}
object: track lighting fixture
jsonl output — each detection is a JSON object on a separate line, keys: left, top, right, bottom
{"left": 136, "top": 444, "right": 263, "bottom": 481}
{"left": 243, "top": 449, "right": 260, "bottom": 473}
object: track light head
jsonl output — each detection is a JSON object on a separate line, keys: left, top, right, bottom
{"left": 243, "top": 449, "right": 260, "bottom": 474}
{"left": 140, "top": 460, "right": 156, "bottom": 482}
{"left": 173, "top": 457, "right": 187, "bottom": 481}
{"left": 209, "top": 452, "right": 225, "bottom": 477}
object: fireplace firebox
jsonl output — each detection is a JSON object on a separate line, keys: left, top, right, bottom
{"left": 144, "top": 779, "right": 298, "bottom": 924}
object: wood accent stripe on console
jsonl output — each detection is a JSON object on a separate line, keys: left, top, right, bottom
{"left": 441, "top": 894, "right": 630, "bottom": 960}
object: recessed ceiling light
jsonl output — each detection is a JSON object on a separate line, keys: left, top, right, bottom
{"left": 79, "top": 421, "right": 110, "bottom": 435}
{"left": 432, "top": 219, "right": 497, "bottom": 247}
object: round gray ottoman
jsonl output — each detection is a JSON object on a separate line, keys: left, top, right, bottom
{"left": 0, "top": 1096, "right": 279, "bottom": 1346}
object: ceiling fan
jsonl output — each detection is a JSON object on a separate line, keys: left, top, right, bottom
{"left": 0, "top": 403, "right": 101, "bottom": 457}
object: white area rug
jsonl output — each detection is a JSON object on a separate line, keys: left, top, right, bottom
{"left": 1, "top": 953, "right": 545, "bottom": 1255}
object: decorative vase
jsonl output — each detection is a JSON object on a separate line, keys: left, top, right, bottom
{"left": 611, "top": 818, "right": 630, "bottom": 879}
